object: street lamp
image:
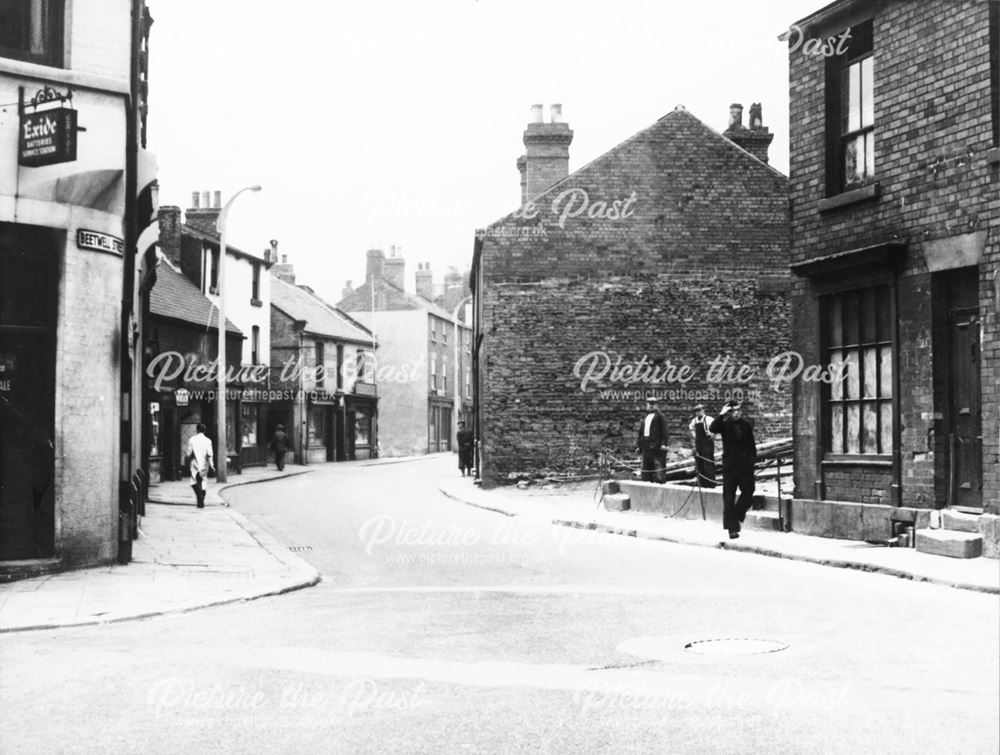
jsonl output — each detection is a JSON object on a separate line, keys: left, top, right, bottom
{"left": 452, "top": 294, "right": 472, "bottom": 439}
{"left": 215, "top": 184, "right": 261, "bottom": 483}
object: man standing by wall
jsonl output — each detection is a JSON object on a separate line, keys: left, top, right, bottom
{"left": 636, "top": 398, "right": 668, "bottom": 484}
{"left": 689, "top": 404, "right": 717, "bottom": 488}
{"left": 710, "top": 401, "right": 757, "bottom": 539}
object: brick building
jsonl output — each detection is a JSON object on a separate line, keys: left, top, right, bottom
{"left": 270, "top": 269, "right": 378, "bottom": 463}
{"left": 471, "top": 104, "right": 791, "bottom": 487}
{"left": 156, "top": 196, "right": 273, "bottom": 471}
{"left": 339, "top": 249, "right": 473, "bottom": 457}
{"left": 0, "top": 0, "right": 155, "bottom": 569}
{"left": 146, "top": 258, "right": 243, "bottom": 483}
{"left": 784, "top": 0, "right": 1000, "bottom": 555}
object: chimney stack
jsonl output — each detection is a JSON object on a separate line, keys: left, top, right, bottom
{"left": 157, "top": 206, "right": 182, "bottom": 265}
{"left": 723, "top": 102, "right": 773, "bottom": 164}
{"left": 270, "top": 245, "right": 295, "bottom": 284}
{"left": 518, "top": 103, "right": 573, "bottom": 204}
{"left": 728, "top": 103, "right": 744, "bottom": 129}
{"left": 366, "top": 248, "right": 386, "bottom": 283}
{"left": 415, "top": 262, "right": 434, "bottom": 301}
{"left": 186, "top": 188, "right": 223, "bottom": 235}
{"left": 384, "top": 245, "right": 406, "bottom": 290}
{"left": 342, "top": 280, "right": 354, "bottom": 300}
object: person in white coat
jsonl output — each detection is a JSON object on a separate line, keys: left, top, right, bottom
{"left": 186, "top": 423, "right": 215, "bottom": 508}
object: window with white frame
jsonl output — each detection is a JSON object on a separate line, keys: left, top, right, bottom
{"left": 826, "top": 20, "right": 875, "bottom": 193}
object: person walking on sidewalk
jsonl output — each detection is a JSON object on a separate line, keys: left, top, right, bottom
{"left": 269, "top": 424, "right": 291, "bottom": 471}
{"left": 709, "top": 400, "right": 757, "bottom": 539}
{"left": 689, "top": 403, "right": 717, "bottom": 488}
{"left": 636, "top": 397, "right": 668, "bottom": 484}
{"left": 186, "top": 423, "right": 215, "bottom": 508}
{"left": 456, "top": 421, "right": 475, "bottom": 477}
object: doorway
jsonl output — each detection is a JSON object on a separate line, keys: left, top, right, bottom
{"left": 947, "top": 308, "right": 982, "bottom": 510}
{"left": 0, "top": 224, "right": 60, "bottom": 560}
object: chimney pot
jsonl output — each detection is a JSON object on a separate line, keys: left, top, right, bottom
{"left": 213, "top": 190, "right": 222, "bottom": 208}
{"left": 530, "top": 104, "right": 544, "bottom": 124}
{"left": 729, "top": 103, "right": 744, "bottom": 129}
{"left": 281, "top": 254, "right": 287, "bottom": 264}
{"left": 191, "top": 191, "right": 200, "bottom": 209}
{"left": 550, "top": 104, "right": 563, "bottom": 123}
{"left": 201, "top": 191, "right": 210, "bottom": 208}
{"left": 749, "top": 102, "right": 763, "bottom": 129}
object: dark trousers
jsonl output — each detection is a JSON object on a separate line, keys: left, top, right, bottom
{"left": 722, "top": 465, "right": 755, "bottom": 532}
{"left": 274, "top": 450, "right": 285, "bottom": 471}
{"left": 640, "top": 448, "right": 666, "bottom": 484}
{"left": 191, "top": 473, "right": 206, "bottom": 508}
{"left": 458, "top": 449, "right": 474, "bottom": 474}
{"left": 695, "top": 445, "right": 716, "bottom": 488}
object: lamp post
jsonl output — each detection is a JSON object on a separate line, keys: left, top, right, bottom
{"left": 215, "top": 185, "right": 261, "bottom": 483}
{"left": 452, "top": 294, "right": 472, "bottom": 439}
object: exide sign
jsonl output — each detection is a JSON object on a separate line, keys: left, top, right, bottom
{"left": 18, "top": 107, "right": 77, "bottom": 167}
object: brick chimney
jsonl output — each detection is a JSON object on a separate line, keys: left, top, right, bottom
{"left": 270, "top": 245, "right": 296, "bottom": 284}
{"left": 185, "top": 189, "right": 222, "bottom": 235}
{"left": 384, "top": 245, "right": 405, "bottom": 290}
{"left": 157, "top": 205, "right": 182, "bottom": 265}
{"left": 415, "top": 262, "right": 434, "bottom": 301}
{"left": 366, "top": 248, "right": 386, "bottom": 282}
{"left": 518, "top": 103, "right": 573, "bottom": 204}
{"left": 723, "top": 102, "right": 774, "bottom": 164}
{"left": 342, "top": 280, "right": 354, "bottom": 300}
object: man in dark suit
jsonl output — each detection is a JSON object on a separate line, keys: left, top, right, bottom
{"left": 709, "top": 400, "right": 757, "bottom": 539}
{"left": 456, "top": 421, "right": 475, "bottom": 477}
{"left": 636, "top": 397, "right": 668, "bottom": 483}
{"left": 269, "top": 424, "right": 290, "bottom": 471}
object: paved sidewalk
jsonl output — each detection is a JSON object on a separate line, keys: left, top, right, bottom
{"left": 0, "top": 466, "right": 320, "bottom": 633}
{"left": 439, "top": 476, "right": 1000, "bottom": 595}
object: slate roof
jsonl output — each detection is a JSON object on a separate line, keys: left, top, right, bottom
{"left": 150, "top": 259, "right": 242, "bottom": 334}
{"left": 338, "top": 277, "right": 457, "bottom": 321}
{"left": 271, "top": 276, "right": 374, "bottom": 343}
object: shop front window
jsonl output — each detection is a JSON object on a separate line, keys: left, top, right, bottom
{"left": 355, "top": 407, "right": 372, "bottom": 447}
{"left": 307, "top": 406, "right": 325, "bottom": 446}
{"left": 241, "top": 403, "right": 258, "bottom": 448}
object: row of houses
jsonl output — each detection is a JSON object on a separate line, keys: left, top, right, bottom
{"left": 148, "top": 200, "right": 474, "bottom": 483}
{"left": 471, "top": 0, "right": 1000, "bottom": 556}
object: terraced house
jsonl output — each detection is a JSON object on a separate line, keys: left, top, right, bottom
{"left": 784, "top": 0, "right": 1000, "bottom": 556}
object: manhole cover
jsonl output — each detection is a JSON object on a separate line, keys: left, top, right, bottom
{"left": 684, "top": 638, "right": 788, "bottom": 656}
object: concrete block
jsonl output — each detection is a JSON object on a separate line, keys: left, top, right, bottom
{"left": 915, "top": 529, "right": 983, "bottom": 559}
{"left": 977, "top": 514, "right": 1000, "bottom": 559}
{"left": 745, "top": 510, "right": 782, "bottom": 531}
{"left": 604, "top": 493, "right": 630, "bottom": 512}
{"left": 941, "top": 510, "right": 981, "bottom": 533}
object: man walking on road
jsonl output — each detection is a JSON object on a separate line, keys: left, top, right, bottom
{"left": 186, "top": 423, "right": 215, "bottom": 508}
{"left": 636, "top": 397, "right": 668, "bottom": 484}
{"left": 709, "top": 400, "right": 757, "bottom": 539}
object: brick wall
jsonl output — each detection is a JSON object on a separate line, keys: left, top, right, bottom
{"left": 477, "top": 108, "right": 791, "bottom": 485}
{"left": 788, "top": 0, "right": 999, "bottom": 513}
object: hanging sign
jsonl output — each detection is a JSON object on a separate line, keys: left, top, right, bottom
{"left": 19, "top": 107, "right": 77, "bottom": 167}
{"left": 18, "top": 86, "right": 78, "bottom": 168}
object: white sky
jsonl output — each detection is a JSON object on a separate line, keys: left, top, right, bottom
{"left": 146, "top": 0, "right": 820, "bottom": 304}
